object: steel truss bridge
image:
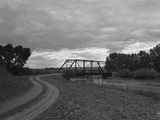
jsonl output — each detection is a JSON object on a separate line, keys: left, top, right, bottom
{"left": 58, "top": 59, "right": 107, "bottom": 77}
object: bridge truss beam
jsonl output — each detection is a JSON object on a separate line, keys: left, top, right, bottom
{"left": 58, "top": 59, "right": 105, "bottom": 75}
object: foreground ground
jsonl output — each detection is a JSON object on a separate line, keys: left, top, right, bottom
{"left": 0, "top": 75, "right": 59, "bottom": 120}
{"left": 35, "top": 74, "right": 158, "bottom": 120}
{"left": 0, "top": 66, "right": 33, "bottom": 104}
{"left": 0, "top": 76, "right": 33, "bottom": 104}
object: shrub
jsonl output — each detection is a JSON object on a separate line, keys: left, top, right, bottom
{"left": 62, "top": 73, "right": 71, "bottom": 80}
{"left": 133, "top": 68, "right": 158, "bottom": 79}
{"left": 102, "top": 72, "right": 112, "bottom": 79}
{"left": 62, "top": 71, "right": 74, "bottom": 80}
{"left": 62, "top": 71, "right": 88, "bottom": 80}
{"left": 115, "top": 69, "right": 133, "bottom": 78}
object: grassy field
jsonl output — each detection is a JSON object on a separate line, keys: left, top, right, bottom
{"left": 0, "top": 76, "right": 33, "bottom": 104}
{"left": 36, "top": 75, "right": 158, "bottom": 120}
{"left": 0, "top": 67, "right": 33, "bottom": 103}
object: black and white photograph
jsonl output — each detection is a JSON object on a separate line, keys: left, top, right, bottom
{"left": 0, "top": 0, "right": 160, "bottom": 119}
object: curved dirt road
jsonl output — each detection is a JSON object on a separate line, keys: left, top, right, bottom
{"left": 5, "top": 75, "right": 59, "bottom": 120}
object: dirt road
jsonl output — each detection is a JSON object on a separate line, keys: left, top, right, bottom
{"left": 4, "top": 75, "right": 59, "bottom": 120}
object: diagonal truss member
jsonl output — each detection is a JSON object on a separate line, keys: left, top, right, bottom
{"left": 58, "top": 59, "right": 105, "bottom": 75}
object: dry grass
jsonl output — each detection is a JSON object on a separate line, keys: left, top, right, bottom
{"left": 36, "top": 75, "right": 158, "bottom": 120}
{"left": 0, "top": 66, "right": 33, "bottom": 103}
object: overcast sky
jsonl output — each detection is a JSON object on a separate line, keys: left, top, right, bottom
{"left": 0, "top": 0, "right": 160, "bottom": 68}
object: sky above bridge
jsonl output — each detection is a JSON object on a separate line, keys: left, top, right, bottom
{"left": 0, "top": 0, "right": 160, "bottom": 68}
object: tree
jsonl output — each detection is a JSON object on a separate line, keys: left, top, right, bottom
{"left": 105, "top": 53, "right": 119, "bottom": 71}
{"left": 105, "top": 57, "right": 114, "bottom": 72}
{"left": 105, "top": 53, "right": 136, "bottom": 71}
{"left": 105, "top": 50, "right": 153, "bottom": 72}
{"left": 137, "top": 51, "right": 152, "bottom": 69}
{"left": 14, "top": 45, "right": 31, "bottom": 67}
{"left": 0, "top": 44, "right": 31, "bottom": 74}
{"left": 150, "top": 44, "right": 160, "bottom": 72}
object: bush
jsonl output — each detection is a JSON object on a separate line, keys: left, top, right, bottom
{"left": 102, "top": 72, "right": 112, "bottom": 79}
{"left": 62, "top": 71, "right": 76, "bottom": 80}
{"left": 62, "top": 71, "right": 88, "bottom": 80}
{"left": 133, "top": 68, "right": 158, "bottom": 79}
{"left": 62, "top": 72, "right": 71, "bottom": 80}
{"left": 115, "top": 69, "right": 133, "bottom": 78}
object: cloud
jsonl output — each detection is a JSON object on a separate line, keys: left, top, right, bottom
{"left": 101, "top": 27, "right": 117, "bottom": 33}
{"left": 130, "top": 29, "right": 146, "bottom": 37}
{"left": 121, "top": 41, "right": 160, "bottom": 54}
{"left": 129, "top": 0, "right": 160, "bottom": 12}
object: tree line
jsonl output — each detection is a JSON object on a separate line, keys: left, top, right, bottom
{"left": 105, "top": 44, "right": 160, "bottom": 72}
{"left": 0, "top": 44, "right": 31, "bottom": 75}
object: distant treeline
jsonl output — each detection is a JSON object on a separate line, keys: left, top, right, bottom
{"left": 105, "top": 44, "right": 160, "bottom": 79}
{"left": 105, "top": 44, "right": 160, "bottom": 72}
